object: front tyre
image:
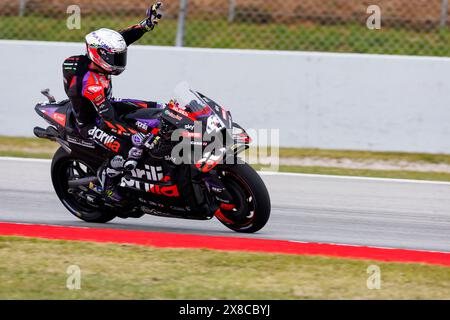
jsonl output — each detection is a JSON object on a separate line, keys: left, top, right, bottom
{"left": 216, "top": 163, "right": 271, "bottom": 233}
{"left": 51, "top": 147, "right": 116, "bottom": 223}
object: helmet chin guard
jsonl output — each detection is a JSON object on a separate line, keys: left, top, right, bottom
{"left": 85, "top": 28, "right": 127, "bottom": 75}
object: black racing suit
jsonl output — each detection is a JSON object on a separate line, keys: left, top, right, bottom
{"left": 62, "top": 24, "right": 159, "bottom": 158}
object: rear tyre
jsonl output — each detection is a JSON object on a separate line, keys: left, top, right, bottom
{"left": 51, "top": 147, "right": 116, "bottom": 223}
{"left": 216, "top": 163, "right": 271, "bottom": 233}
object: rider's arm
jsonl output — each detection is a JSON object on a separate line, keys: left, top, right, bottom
{"left": 82, "top": 84, "right": 136, "bottom": 136}
{"left": 119, "top": 2, "right": 162, "bottom": 46}
{"left": 119, "top": 24, "right": 147, "bottom": 47}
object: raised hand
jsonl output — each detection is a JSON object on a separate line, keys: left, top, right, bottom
{"left": 143, "top": 2, "right": 163, "bottom": 31}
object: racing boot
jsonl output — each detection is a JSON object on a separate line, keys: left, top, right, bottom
{"left": 98, "top": 134, "right": 148, "bottom": 203}
{"left": 98, "top": 155, "right": 125, "bottom": 203}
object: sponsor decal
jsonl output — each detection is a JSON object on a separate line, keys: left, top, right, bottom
{"left": 129, "top": 147, "right": 143, "bottom": 159}
{"left": 87, "top": 85, "right": 102, "bottom": 94}
{"left": 135, "top": 121, "right": 148, "bottom": 131}
{"left": 170, "top": 104, "right": 190, "bottom": 118}
{"left": 181, "top": 131, "right": 202, "bottom": 139}
{"left": 138, "top": 198, "right": 164, "bottom": 208}
{"left": 206, "top": 115, "right": 223, "bottom": 134}
{"left": 51, "top": 112, "right": 66, "bottom": 126}
{"left": 190, "top": 106, "right": 212, "bottom": 119}
{"left": 67, "top": 136, "right": 95, "bottom": 149}
{"left": 94, "top": 94, "right": 104, "bottom": 103}
{"left": 147, "top": 184, "right": 179, "bottom": 197}
{"left": 88, "top": 126, "right": 120, "bottom": 152}
{"left": 164, "top": 155, "right": 177, "bottom": 162}
{"left": 120, "top": 165, "right": 179, "bottom": 197}
{"left": 190, "top": 140, "right": 208, "bottom": 146}
{"left": 164, "top": 110, "right": 183, "bottom": 121}
{"left": 184, "top": 124, "right": 195, "bottom": 130}
{"left": 132, "top": 133, "right": 144, "bottom": 146}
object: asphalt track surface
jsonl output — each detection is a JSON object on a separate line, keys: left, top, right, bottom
{"left": 0, "top": 157, "right": 449, "bottom": 252}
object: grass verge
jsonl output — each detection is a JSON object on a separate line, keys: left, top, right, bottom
{"left": 255, "top": 165, "right": 450, "bottom": 182}
{"left": 2, "top": 136, "right": 450, "bottom": 181}
{"left": 0, "top": 136, "right": 58, "bottom": 159}
{"left": 277, "top": 148, "right": 450, "bottom": 165}
{"left": 0, "top": 236, "right": 449, "bottom": 299}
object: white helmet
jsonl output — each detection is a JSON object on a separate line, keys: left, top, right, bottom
{"left": 85, "top": 28, "right": 127, "bottom": 75}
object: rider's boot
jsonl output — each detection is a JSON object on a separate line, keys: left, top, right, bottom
{"left": 98, "top": 155, "right": 125, "bottom": 203}
{"left": 98, "top": 141, "right": 145, "bottom": 203}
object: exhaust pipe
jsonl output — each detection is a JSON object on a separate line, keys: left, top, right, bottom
{"left": 68, "top": 176, "right": 99, "bottom": 188}
{"left": 34, "top": 126, "right": 72, "bottom": 154}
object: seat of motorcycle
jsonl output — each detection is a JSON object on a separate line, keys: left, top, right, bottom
{"left": 123, "top": 108, "right": 163, "bottom": 122}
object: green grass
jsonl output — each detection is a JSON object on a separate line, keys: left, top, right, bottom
{"left": 277, "top": 148, "right": 450, "bottom": 165}
{"left": 0, "top": 236, "right": 449, "bottom": 299}
{"left": 3, "top": 136, "right": 450, "bottom": 166}
{"left": 0, "top": 136, "right": 58, "bottom": 159}
{"left": 2, "top": 15, "right": 450, "bottom": 56}
{"left": 1, "top": 136, "right": 450, "bottom": 181}
{"left": 255, "top": 165, "right": 450, "bottom": 182}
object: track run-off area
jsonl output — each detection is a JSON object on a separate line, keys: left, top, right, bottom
{"left": 0, "top": 157, "right": 449, "bottom": 266}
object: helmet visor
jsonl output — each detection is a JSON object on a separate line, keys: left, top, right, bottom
{"left": 98, "top": 48, "right": 127, "bottom": 68}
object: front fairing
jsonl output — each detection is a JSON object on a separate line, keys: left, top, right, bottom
{"left": 161, "top": 82, "right": 233, "bottom": 132}
{"left": 160, "top": 82, "right": 250, "bottom": 172}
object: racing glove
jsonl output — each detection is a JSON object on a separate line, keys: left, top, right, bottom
{"left": 140, "top": 2, "right": 163, "bottom": 31}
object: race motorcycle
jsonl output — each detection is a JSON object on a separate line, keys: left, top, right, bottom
{"left": 33, "top": 83, "right": 271, "bottom": 233}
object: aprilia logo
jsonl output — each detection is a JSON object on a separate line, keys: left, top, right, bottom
{"left": 120, "top": 165, "right": 179, "bottom": 197}
{"left": 88, "top": 127, "right": 120, "bottom": 152}
{"left": 136, "top": 121, "right": 148, "bottom": 131}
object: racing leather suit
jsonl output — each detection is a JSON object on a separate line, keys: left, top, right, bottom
{"left": 62, "top": 24, "right": 159, "bottom": 158}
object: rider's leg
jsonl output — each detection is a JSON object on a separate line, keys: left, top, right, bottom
{"left": 97, "top": 155, "right": 125, "bottom": 203}
{"left": 79, "top": 122, "right": 135, "bottom": 203}
{"left": 111, "top": 99, "right": 163, "bottom": 114}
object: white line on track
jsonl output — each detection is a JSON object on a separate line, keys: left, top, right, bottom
{"left": 0, "top": 157, "right": 51, "bottom": 163}
{"left": 2, "top": 156, "right": 450, "bottom": 186}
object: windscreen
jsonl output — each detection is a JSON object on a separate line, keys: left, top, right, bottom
{"left": 173, "top": 82, "right": 209, "bottom": 113}
{"left": 172, "top": 82, "right": 232, "bottom": 131}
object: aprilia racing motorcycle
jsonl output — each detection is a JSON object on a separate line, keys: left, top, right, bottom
{"left": 34, "top": 83, "right": 271, "bottom": 233}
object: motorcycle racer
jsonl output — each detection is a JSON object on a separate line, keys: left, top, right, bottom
{"left": 62, "top": 2, "right": 163, "bottom": 202}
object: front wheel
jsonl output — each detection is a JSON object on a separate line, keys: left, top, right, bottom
{"left": 215, "top": 163, "right": 271, "bottom": 233}
{"left": 51, "top": 147, "right": 117, "bottom": 223}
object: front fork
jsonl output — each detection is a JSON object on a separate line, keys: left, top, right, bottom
{"left": 202, "top": 172, "right": 236, "bottom": 213}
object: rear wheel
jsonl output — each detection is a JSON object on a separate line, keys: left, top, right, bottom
{"left": 51, "top": 147, "right": 116, "bottom": 223}
{"left": 215, "top": 163, "right": 271, "bottom": 233}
